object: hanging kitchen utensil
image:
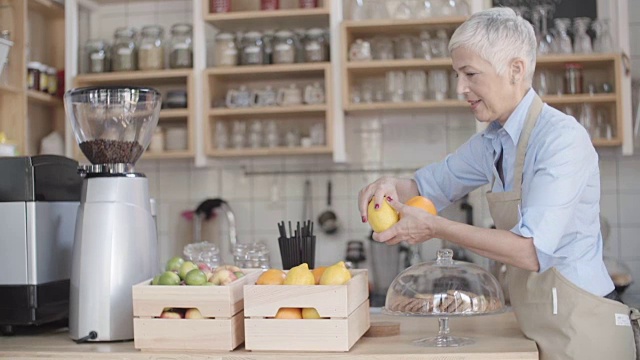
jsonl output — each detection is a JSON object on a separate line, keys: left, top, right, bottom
{"left": 318, "top": 179, "right": 339, "bottom": 234}
{"left": 302, "top": 179, "right": 313, "bottom": 221}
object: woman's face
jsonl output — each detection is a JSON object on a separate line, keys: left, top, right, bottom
{"left": 451, "top": 47, "right": 520, "bottom": 125}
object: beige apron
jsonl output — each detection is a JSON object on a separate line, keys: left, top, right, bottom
{"left": 486, "top": 94, "right": 636, "bottom": 360}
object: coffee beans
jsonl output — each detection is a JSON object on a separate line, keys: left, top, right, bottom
{"left": 80, "top": 139, "right": 144, "bottom": 164}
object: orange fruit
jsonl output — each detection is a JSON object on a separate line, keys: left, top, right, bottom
{"left": 405, "top": 196, "right": 437, "bottom": 216}
{"left": 275, "top": 307, "right": 302, "bottom": 319}
{"left": 256, "top": 269, "right": 286, "bottom": 285}
{"left": 311, "top": 267, "right": 327, "bottom": 285}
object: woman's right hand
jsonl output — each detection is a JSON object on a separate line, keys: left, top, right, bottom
{"left": 358, "top": 177, "right": 418, "bottom": 223}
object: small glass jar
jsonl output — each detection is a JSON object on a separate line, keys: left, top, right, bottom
{"left": 85, "top": 39, "right": 110, "bottom": 73}
{"left": 564, "top": 63, "right": 584, "bottom": 94}
{"left": 233, "top": 242, "right": 270, "bottom": 269}
{"left": 39, "top": 64, "right": 49, "bottom": 93}
{"left": 240, "top": 31, "right": 264, "bottom": 65}
{"left": 260, "top": 0, "right": 279, "bottom": 10}
{"left": 273, "top": 30, "right": 296, "bottom": 64}
{"left": 111, "top": 27, "right": 137, "bottom": 72}
{"left": 214, "top": 32, "right": 237, "bottom": 67}
{"left": 47, "top": 67, "right": 58, "bottom": 96}
{"left": 169, "top": 24, "right": 193, "bottom": 69}
{"left": 27, "top": 61, "right": 41, "bottom": 91}
{"left": 210, "top": 0, "right": 230, "bottom": 13}
{"left": 304, "top": 28, "right": 327, "bottom": 62}
{"left": 138, "top": 25, "right": 165, "bottom": 70}
{"left": 149, "top": 126, "right": 164, "bottom": 152}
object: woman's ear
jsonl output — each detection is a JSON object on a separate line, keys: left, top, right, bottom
{"left": 510, "top": 58, "right": 526, "bottom": 84}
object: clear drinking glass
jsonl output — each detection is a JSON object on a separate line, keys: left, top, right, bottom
{"left": 573, "top": 17, "right": 593, "bottom": 54}
{"left": 533, "top": 5, "right": 555, "bottom": 55}
{"left": 431, "top": 30, "right": 449, "bottom": 58}
{"left": 553, "top": 18, "right": 573, "bottom": 54}
{"left": 429, "top": 70, "right": 449, "bottom": 101}
{"left": 592, "top": 19, "right": 613, "bottom": 53}
{"left": 405, "top": 70, "right": 427, "bottom": 102}
{"left": 386, "top": 70, "right": 405, "bottom": 102}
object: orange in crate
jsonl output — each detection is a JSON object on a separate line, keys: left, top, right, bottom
{"left": 256, "top": 269, "right": 286, "bottom": 285}
{"left": 275, "top": 308, "right": 303, "bottom": 319}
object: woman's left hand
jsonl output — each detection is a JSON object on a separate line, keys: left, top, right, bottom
{"left": 373, "top": 198, "right": 439, "bottom": 245}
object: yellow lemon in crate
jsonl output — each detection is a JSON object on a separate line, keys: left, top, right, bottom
{"left": 367, "top": 198, "right": 399, "bottom": 233}
{"left": 302, "top": 308, "right": 323, "bottom": 319}
{"left": 275, "top": 308, "right": 302, "bottom": 319}
{"left": 283, "top": 263, "right": 315, "bottom": 285}
{"left": 319, "top": 261, "right": 352, "bottom": 285}
{"left": 311, "top": 266, "right": 327, "bottom": 285}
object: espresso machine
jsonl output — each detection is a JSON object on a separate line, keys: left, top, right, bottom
{"left": 64, "top": 87, "right": 160, "bottom": 342}
{"left": 0, "top": 155, "right": 82, "bottom": 335}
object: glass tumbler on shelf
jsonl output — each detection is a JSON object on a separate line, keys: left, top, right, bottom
{"left": 85, "top": 39, "right": 110, "bottom": 73}
{"left": 429, "top": 69, "right": 449, "bottom": 101}
{"left": 111, "top": 27, "right": 137, "bottom": 72}
{"left": 592, "top": 19, "right": 613, "bottom": 53}
{"left": 240, "top": 31, "right": 264, "bottom": 66}
{"left": 564, "top": 63, "right": 583, "bottom": 95}
{"left": 553, "top": 18, "right": 573, "bottom": 54}
{"left": 416, "top": 31, "right": 433, "bottom": 60}
{"left": 533, "top": 5, "right": 555, "bottom": 55}
{"left": 394, "top": 35, "right": 415, "bottom": 60}
{"left": 214, "top": 32, "right": 237, "bottom": 67}
{"left": 371, "top": 36, "right": 394, "bottom": 60}
{"left": 405, "top": 70, "right": 427, "bottom": 102}
{"left": 169, "top": 24, "right": 193, "bottom": 69}
{"left": 431, "top": 30, "right": 449, "bottom": 58}
{"left": 386, "top": 70, "right": 405, "bottom": 103}
{"left": 264, "top": 120, "right": 279, "bottom": 148}
{"left": 138, "top": 25, "right": 165, "bottom": 71}
{"left": 573, "top": 17, "right": 593, "bottom": 54}
{"left": 231, "top": 120, "right": 246, "bottom": 149}
{"left": 248, "top": 120, "right": 263, "bottom": 148}
{"left": 215, "top": 121, "right": 229, "bottom": 150}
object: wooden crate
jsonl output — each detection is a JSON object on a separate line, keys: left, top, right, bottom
{"left": 243, "top": 269, "right": 370, "bottom": 352}
{"left": 132, "top": 269, "right": 261, "bottom": 352}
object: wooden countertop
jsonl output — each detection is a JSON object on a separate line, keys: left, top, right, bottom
{"left": 0, "top": 311, "right": 538, "bottom": 359}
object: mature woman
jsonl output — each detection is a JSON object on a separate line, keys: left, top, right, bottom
{"left": 358, "top": 8, "right": 635, "bottom": 360}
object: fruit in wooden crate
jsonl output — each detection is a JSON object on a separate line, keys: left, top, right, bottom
{"left": 179, "top": 261, "right": 199, "bottom": 280}
{"left": 160, "top": 309, "right": 183, "bottom": 319}
{"left": 209, "top": 269, "right": 238, "bottom": 285}
{"left": 184, "top": 269, "right": 208, "bottom": 285}
{"left": 151, "top": 274, "right": 161, "bottom": 285}
{"left": 283, "top": 263, "right": 315, "bottom": 285}
{"left": 319, "top": 261, "right": 352, "bottom": 285}
{"left": 166, "top": 256, "right": 184, "bottom": 272}
{"left": 185, "top": 308, "right": 204, "bottom": 319}
{"left": 302, "top": 308, "right": 323, "bottom": 319}
{"left": 256, "top": 269, "right": 286, "bottom": 285}
{"left": 311, "top": 266, "right": 327, "bottom": 285}
{"left": 197, "top": 262, "right": 211, "bottom": 272}
{"left": 275, "top": 308, "right": 303, "bottom": 319}
{"left": 214, "top": 265, "right": 242, "bottom": 273}
{"left": 367, "top": 198, "right": 399, "bottom": 233}
{"left": 158, "top": 271, "right": 181, "bottom": 285}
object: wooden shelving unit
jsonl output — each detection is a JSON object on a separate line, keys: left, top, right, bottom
{"left": 210, "top": 145, "right": 332, "bottom": 157}
{"left": 209, "top": 104, "right": 327, "bottom": 117}
{"left": 346, "top": 100, "right": 467, "bottom": 113}
{"left": 0, "top": 0, "right": 66, "bottom": 156}
{"left": 73, "top": 69, "right": 196, "bottom": 160}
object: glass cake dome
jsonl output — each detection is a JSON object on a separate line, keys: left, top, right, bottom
{"left": 383, "top": 248, "right": 506, "bottom": 347}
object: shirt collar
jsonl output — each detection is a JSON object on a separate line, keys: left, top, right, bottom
{"left": 483, "top": 88, "right": 537, "bottom": 144}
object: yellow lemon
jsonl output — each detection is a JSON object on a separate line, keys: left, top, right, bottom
{"left": 319, "top": 261, "right": 352, "bottom": 285}
{"left": 283, "top": 263, "right": 315, "bottom": 285}
{"left": 367, "top": 198, "right": 399, "bottom": 233}
{"left": 302, "top": 308, "right": 322, "bottom": 319}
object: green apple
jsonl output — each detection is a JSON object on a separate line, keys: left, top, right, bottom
{"left": 184, "top": 269, "right": 207, "bottom": 286}
{"left": 151, "top": 274, "right": 161, "bottom": 285}
{"left": 158, "top": 271, "right": 181, "bottom": 286}
{"left": 234, "top": 271, "right": 245, "bottom": 279}
{"left": 179, "top": 261, "right": 199, "bottom": 280}
{"left": 165, "top": 256, "right": 184, "bottom": 272}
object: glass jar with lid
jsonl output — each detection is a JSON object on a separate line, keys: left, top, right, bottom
{"left": 111, "top": 27, "right": 137, "bottom": 72}
{"left": 213, "top": 32, "right": 237, "bottom": 67}
{"left": 138, "top": 25, "right": 165, "bottom": 70}
{"left": 169, "top": 23, "right": 193, "bottom": 69}
{"left": 27, "top": 61, "right": 41, "bottom": 90}
{"left": 85, "top": 39, "right": 110, "bottom": 73}
{"left": 240, "top": 31, "right": 264, "bottom": 65}
{"left": 304, "top": 28, "right": 327, "bottom": 62}
{"left": 273, "top": 30, "right": 296, "bottom": 64}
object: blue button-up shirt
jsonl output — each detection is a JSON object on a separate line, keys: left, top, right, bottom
{"left": 414, "top": 89, "right": 613, "bottom": 296}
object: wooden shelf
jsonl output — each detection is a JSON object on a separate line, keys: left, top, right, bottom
{"left": 343, "top": 16, "right": 467, "bottom": 35}
{"left": 346, "top": 58, "right": 452, "bottom": 74}
{"left": 204, "top": 8, "right": 330, "bottom": 31}
{"left": 592, "top": 138, "right": 623, "bottom": 147}
{"left": 542, "top": 93, "right": 617, "bottom": 104}
{"left": 346, "top": 100, "right": 467, "bottom": 112}
{"left": 75, "top": 69, "right": 192, "bottom": 85}
{"left": 27, "top": 0, "right": 64, "bottom": 19}
{"left": 208, "top": 145, "right": 332, "bottom": 157}
{"left": 206, "top": 63, "right": 329, "bottom": 79}
{"left": 141, "top": 150, "right": 194, "bottom": 160}
{"left": 210, "top": 104, "right": 326, "bottom": 117}
{"left": 536, "top": 53, "right": 618, "bottom": 65}
{"left": 159, "top": 108, "right": 189, "bottom": 119}
{"left": 0, "top": 84, "right": 22, "bottom": 94}
{"left": 27, "top": 90, "right": 63, "bottom": 106}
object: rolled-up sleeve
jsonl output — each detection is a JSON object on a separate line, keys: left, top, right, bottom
{"left": 510, "top": 125, "right": 597, "bottom": 273}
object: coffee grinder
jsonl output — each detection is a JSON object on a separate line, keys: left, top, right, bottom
{"left": 64, "top": 87, "right": 161, "bottom": 342}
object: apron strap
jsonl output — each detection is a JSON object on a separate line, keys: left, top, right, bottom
{"left": 513, "top": 94, "right": 544, "bottom": 193}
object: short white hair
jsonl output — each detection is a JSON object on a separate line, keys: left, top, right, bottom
{"left": 449, "top": 7, "right": 537, "bottom": 85}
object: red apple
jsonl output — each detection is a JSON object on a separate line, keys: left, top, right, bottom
{"left": 185, "top": 308, "right": 204, "bottom": 319}
{"left": 209, "top": 269, "right": 238, "bottom": 285}
{"left": 197, "top": 263, "right": 211, "bottom": 272}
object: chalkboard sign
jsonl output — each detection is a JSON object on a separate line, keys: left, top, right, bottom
{"left": 492, "top": 0, "right": 597, "bottom": 21}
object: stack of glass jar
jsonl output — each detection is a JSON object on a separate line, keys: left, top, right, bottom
{"left": 211, "top": 27, "right": 329, "bottom": 67}
{"left": 84, "top": 23, "right": 193, "bottom": 73}
{"left": 348, "top": 29, "right": 450, "bottom": 62}
{"left": 27, "top": 61, "right": 59, "bottom": 97}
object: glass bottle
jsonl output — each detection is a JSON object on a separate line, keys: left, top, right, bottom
{"left": 533, "top": 5, "right": 554, "bottom": 55}
{"left": 430, "top": 29, "right": 449, "bottom": 58}
{"left": 273, "top": 30, "right": 296, "bottom": 64}
{"left": 240, "top": 31, "right": 264, "bottom": 65}
{"left": 304, "top": 28, "right": 327, "bottom": 62}
{"left": 111, "top": 27, "right": 137, "bottom": 72}
{"left": 564, "top": 63, "right": 583, "bottom": 95}
{"left": 573, "top": 17, "right": 593, "bottom": 54}
{"left": 592, "top": 19, "right": 613, "bottom": 53}
{"left": 169, "top": 24, "right": 193, "bottom": 68}
{"left": 85, "top": 39, "right": 110, "bottom": 73}
{"left": 553, "top": 18, "right": 573, "bottom": 54}
{"left": 213, "top": 32, "right": 237, "bottom": 67}
{"left": 138, "top": 25, "right": 165, "bottom": 70}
